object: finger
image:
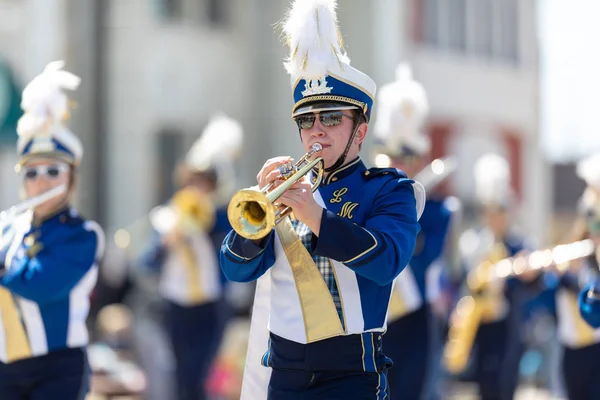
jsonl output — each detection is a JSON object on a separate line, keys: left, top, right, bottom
{"left": 257, "top": 157, "right": 293, "bottom": 188}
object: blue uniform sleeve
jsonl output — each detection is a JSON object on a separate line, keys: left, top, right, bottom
{"left": 312, "top": 178, "right": 420, "bottom": 286}
{"left": 220, "top": 230, "right": 276, "bottom": 282}
{"left": 1, "top": 223, "right": 101, "bottom": 304}
{"left": 579, "top": 281, "right": 600, "bottom": 328}
{"left": 137, "top": 230, "right": 167, "bottom": 272}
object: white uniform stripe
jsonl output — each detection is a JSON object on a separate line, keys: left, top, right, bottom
{"left": 67, "top": 265, "right": 97, "bottom": 348}
{"left": 19, "top": 298, "right": 47, "bottom": 356}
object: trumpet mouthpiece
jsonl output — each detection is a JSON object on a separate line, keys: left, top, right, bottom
{"left": 311, "top": 143, "right": 323, "bottom": 153}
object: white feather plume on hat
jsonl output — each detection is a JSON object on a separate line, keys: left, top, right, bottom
{"left": 185, "top": 113, "right": 244, "bottom": 203}
{"left": 474, "top": 153, "right": 512, "bottom": 207}
{"left": 282, "top": 0, "right": 348, "bottom": 80}
{"left": 16, "top": 60, "right": 83, "bottom": 165}
{"left": 373, "top": 63, "right": 430, "bottom": 156}
{"left": 577, "top": 153, "right": 600, "bottom": 190}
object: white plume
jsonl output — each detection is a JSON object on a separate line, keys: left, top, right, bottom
{"left": 185, "top": 113, "right": 244, "bottom": 173}
{"left": 374, "top": 63, "right": 430, "bottom": 154}
{"left": 282, "top": 0, "right": 349, "bottom": 79}
{"left": 577, "top": 153, "right": 600, "bottom": 190}
{"left": 474, "top": 153, "right": 512, "bottom": 205}
{"left": 17, "top": 61, "right": 81, "bottom": 142}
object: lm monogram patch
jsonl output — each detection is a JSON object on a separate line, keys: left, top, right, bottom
{"left": 338, "top": 202, "right": 359, "bottom": 219}
{"left": 330, "top": 188, "right": 348, "bottom": 204}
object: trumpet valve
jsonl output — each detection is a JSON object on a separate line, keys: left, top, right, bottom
{"left": 277, "top": 161, "right": 296, "bottom": 179}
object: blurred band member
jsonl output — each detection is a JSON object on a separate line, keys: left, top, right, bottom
{"left": 0, "top": 61, "right": 103, "bottom": 399}
{"left": 372, "top": 63, "right": 458, "bottom": 400}
{"left": 452, "top": 154, "right": 541, "bottom": 400}
{"left": 139, "top": 114, "right": 242, "bottom": 400}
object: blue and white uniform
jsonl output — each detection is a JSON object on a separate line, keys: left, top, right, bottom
{"left": 139, "top": 113, "right": 242, "bottom": 400}
{"left": 371, "top": 63, "right": 457, "bottom": 400}
{"left": 0, "top": 61, "right": 103, "bottom": 400}
{"left": 225, "top": 3, "right": 426, "bottom": 397}
{"left": 222, "top": 161, "right": 423, "bottom": 399}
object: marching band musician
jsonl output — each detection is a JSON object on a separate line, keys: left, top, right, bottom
{"left": 371, "top": 63, "right": 458, "bottom": 400}
{"left": 549, "top": 152, "right": 600, "bottom": 400}
{"left": 0, "top": 61, "right": 104, "bottom": 399}
{"left": 138, "top": 114, "right": 242, "bottom": 400}
{"left": 220, "top": 1, "right": 425, "bottom": 398}
{"left": 578, "top": 153, "right": 600, "bottom": 332}
{"left": 452, "top": 153, "right": 540, "bottom": 400}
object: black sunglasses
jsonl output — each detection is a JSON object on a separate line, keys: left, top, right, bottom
{"left": 294, "top": 111, "right": 354, "bottom": 130}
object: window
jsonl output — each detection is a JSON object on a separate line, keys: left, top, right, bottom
{"left": 154, "top": 0, "right": 228, "bottom": 27}
{"left": 412, "top": 0, "right": 519, "bottom": 65}
{"left": 422, "top": 0, "right": 440, "bottom": 46}
{"left": 471, "top": 0, "right": 493, "bottom": 58}
{"left": 155, "top": 128, "right": 184, "bottom": 204}
{"left": 496, "top": 0, "right": 519, "bottom": 64}
{"left": 207, "top": 0, "right": 228, "bottom": 26}
{"left": 155, "top": 0, "right": 183, "bottom": 21}
{"left": 447, "top": 0, "right": 466, "bottom": 52}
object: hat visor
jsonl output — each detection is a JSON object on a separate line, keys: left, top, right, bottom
{"left": 16, "top": 151, "right": 76, "bottom": 171}
{"left": 292, "top": 101, "right": 360, "bottom": 118}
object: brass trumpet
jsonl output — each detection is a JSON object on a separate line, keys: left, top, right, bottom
{"left": 227, "top": 143, "right": 324, "bottom": 240}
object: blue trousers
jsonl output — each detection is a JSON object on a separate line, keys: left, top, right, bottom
{"left": 385, "top": 306, "right": 430, "bottom": 400}
{"left": 562, "top": 342, "right": 600, "bottom": 400}
{"left": 0, "top": 347, "right": 89, "bottom": 400}
{"left": 474, "top": 319, "right": 522, "bottom": 400}
{"left": 268, "top": 369, "right": 389, "bottom": 399}
{"left": 164, "top": 300, "right": 225, "bottom": 400}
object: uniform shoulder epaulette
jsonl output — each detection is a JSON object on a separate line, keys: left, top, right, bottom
{"left": 362, "top": 167, "right": 408, "bottom": 181}
{"left": 59, "top": 209, "right": 85, "bottom": 226}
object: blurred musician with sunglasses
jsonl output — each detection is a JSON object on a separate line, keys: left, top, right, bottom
{"left": 220, "top": 1, "right": 424, "bottom": 399}
{"left": 370, "top": 64, "right": 460, "bottom": 400}
{"left": 138, "top": 114, "right": 242, "bottom": 400}
{"left": 0, "top": 61, "right": 103, "bottom": 399}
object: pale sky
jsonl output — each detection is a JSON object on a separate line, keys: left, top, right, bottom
{"left": 539, "top": 0, "right": 600, "bottom": 163}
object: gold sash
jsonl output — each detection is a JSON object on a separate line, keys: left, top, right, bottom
{"left": 388, "top": 286, "right": 408, "bottom": 322}
{"left": 175, "top": 240, "right": 205, "bottom": 304}
{"left": 0, "top": 287, "right": 31, "bottom": 362}
{"left": 567, "top": 292, "right": 596, "bottom": 347}
{"left": 276, "top": 218, "right": 344, "bottom": 343}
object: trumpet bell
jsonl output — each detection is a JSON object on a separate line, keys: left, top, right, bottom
{"left": 228, "top": 188, "right": 276, "bottom": 241}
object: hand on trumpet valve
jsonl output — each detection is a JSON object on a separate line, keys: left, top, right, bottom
{"left": 277, "top": 175, "right": 323, "bottom": 235}
{"left": 257, "top": 156, "right": 294, "bottom": 190}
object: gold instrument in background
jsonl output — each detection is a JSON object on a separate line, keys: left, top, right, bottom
{"left": 443, "top": 238, "right": 597, "bottom": 374}
{"left": 227, "top": 143, "right": 324, "bottom": 240}
{"left": 443, "top": 241, "right": 509, "bottom": 374}
{"left": 149, "top": 186, "right": 216, "bottom": 236}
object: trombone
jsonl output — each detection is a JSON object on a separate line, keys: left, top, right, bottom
{"left": 227, "top": 143, "right": 324, "bottom": 240}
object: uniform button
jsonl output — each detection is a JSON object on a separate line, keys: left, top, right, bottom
{"left": 364, "top": 171, "right": 370, "bottom": 176}
{"left": 331, "top": 177, "right": 338, "bottom": 182}
{"left": 24, "top": 236, "right": 35, "bottom": 246}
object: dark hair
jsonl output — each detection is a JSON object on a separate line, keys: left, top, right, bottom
{"left": 173, "top": 162, "right": 218, "bottom": 192}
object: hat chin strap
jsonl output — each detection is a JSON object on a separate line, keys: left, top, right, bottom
{"left": 324, "top": 120, "right": 361, "bottom": 173}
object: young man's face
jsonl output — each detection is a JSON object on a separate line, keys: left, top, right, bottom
{"left": 296, "top": 110, "right": 367, "bottom": 169}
